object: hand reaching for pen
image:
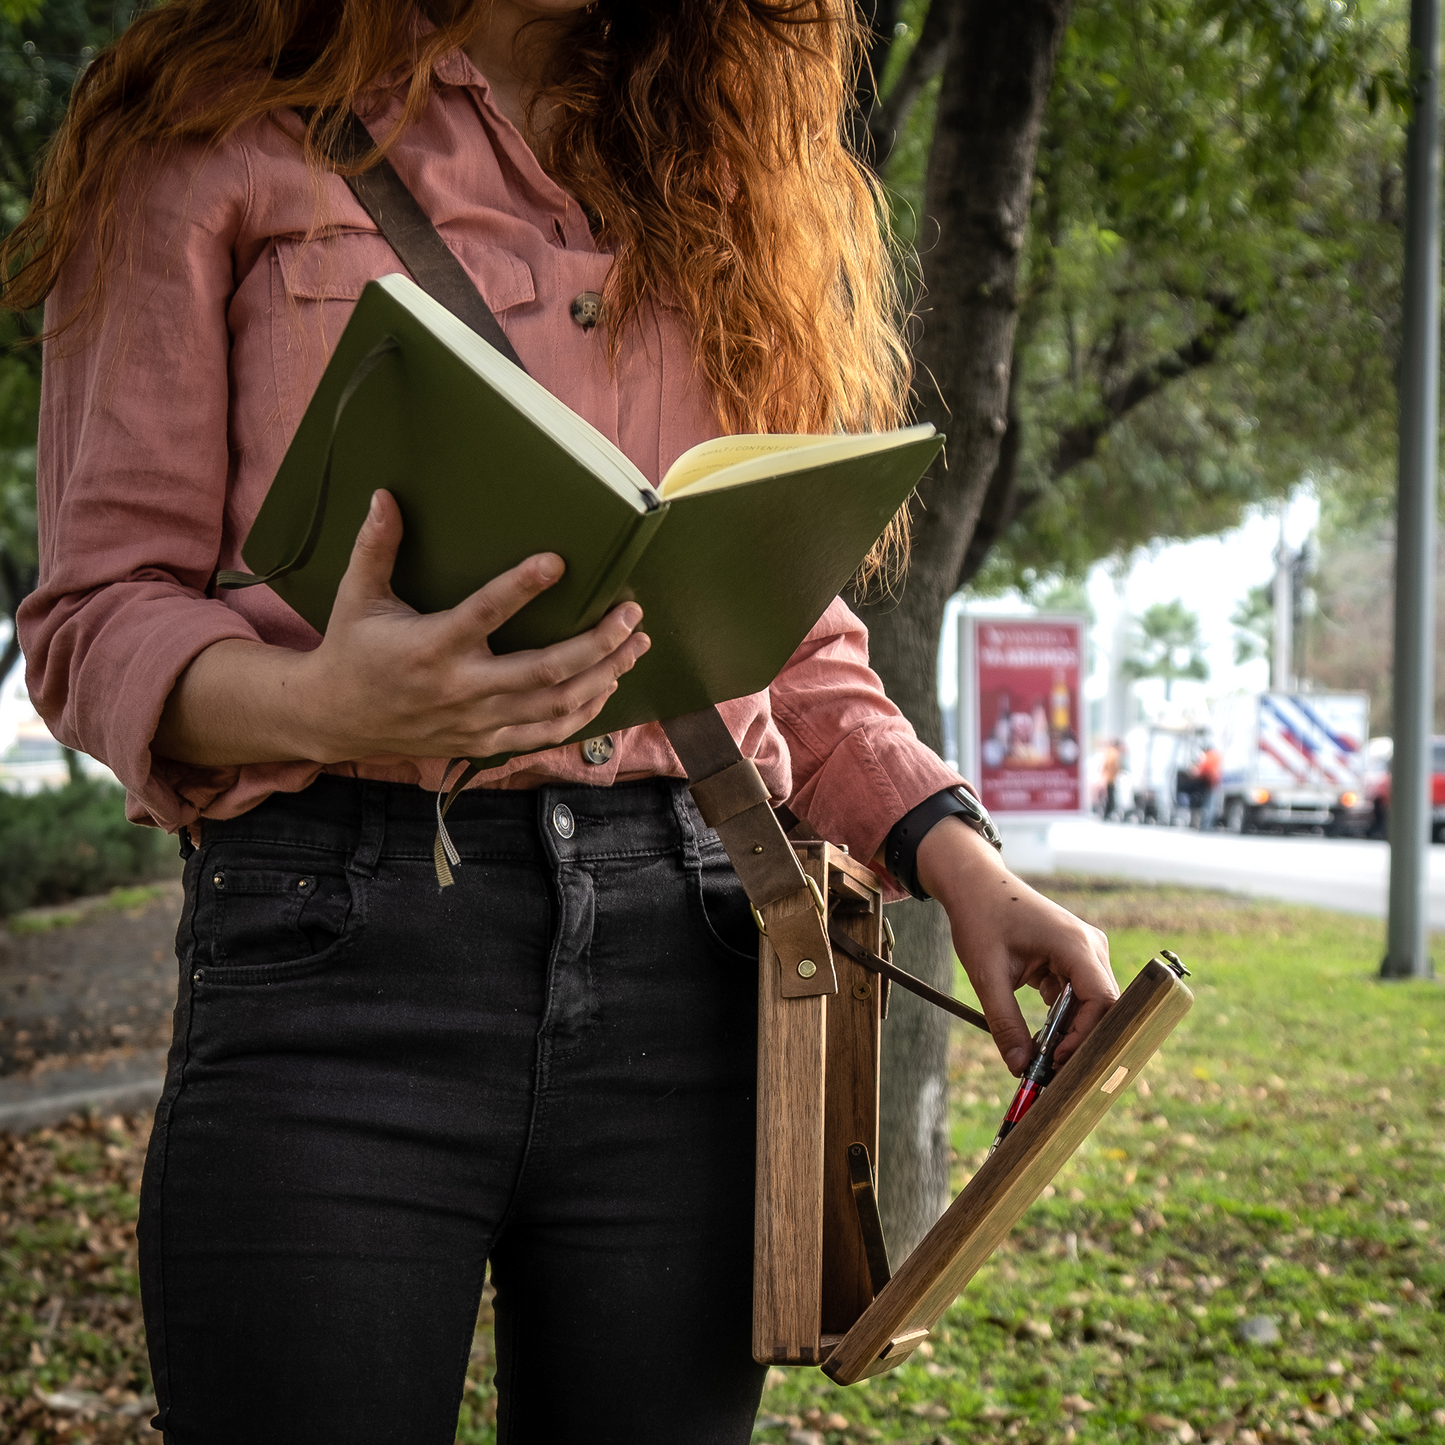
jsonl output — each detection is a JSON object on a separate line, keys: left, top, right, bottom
{"left": 914, "top": 817, "right": 1117, "bottom": 1076}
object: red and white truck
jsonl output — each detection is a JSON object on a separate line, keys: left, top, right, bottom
{"left": 1211, "top": 691, "right": 1372, "bottom": 834}
{"left": 1364, "top": 736, "right": 1445, "bottom": 842}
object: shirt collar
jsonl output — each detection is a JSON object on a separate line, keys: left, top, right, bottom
{"left": 358, "top": 12, "right": 491, "bottom": 97}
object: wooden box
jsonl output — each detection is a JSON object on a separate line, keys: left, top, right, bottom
{"left": 753, "top": 844, "right": 1194, "bottom": 1383}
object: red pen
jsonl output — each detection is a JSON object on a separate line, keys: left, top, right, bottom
{"left": 989, "top": 982, "right": 1079, "bottom": 1154}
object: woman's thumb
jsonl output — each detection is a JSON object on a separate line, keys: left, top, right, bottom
{"left": 336, "top": 490, "right": 402, "bottom": 610}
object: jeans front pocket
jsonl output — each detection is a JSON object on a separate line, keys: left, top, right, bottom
{"left": 192, "top": 848, "right": 363, "bottom": 986}
{"left": 685, "top": 839, "right": 759, "bottom": 965}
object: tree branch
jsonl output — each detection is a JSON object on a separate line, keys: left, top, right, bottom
{"left": 852, "top": 0, "right": 901, "bottom": 161}
{"left": 1049, "top": 294, "right": 1250, "bottom": 478}
{"left": 956, "top": 344, "right": 1026, "bottom": 589}
{"left": 868, "top": 0, "right": 955, "bottom": 165}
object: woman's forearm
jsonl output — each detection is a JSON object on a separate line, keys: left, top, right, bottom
{"left": 154, "top": 638, "right": 327, "bottom": 766}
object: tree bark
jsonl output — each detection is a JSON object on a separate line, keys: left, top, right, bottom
{"left": 0, "top": 548, "right": 35, "bottom": 690}
{"left": 855, "top": 0, "right": 1074, "bottom": 1259}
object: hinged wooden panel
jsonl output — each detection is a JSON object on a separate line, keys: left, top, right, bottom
{"left": 819, "top": 855, "right": 883, "bottom": 1334}
{"left": 821, "top": 960, "right": 1193, "bottom": 1384}
{"left": 754, "top": 843, "right": 885, "bottom": 1363}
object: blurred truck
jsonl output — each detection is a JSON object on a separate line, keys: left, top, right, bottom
{"left": 1211, "top": 691, "right": 1371, "bottom": 835}
{"left": 1363, "top": 735, "right": 1445, "bottom": 842}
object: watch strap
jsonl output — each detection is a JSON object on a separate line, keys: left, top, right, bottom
{"left": 884, "top": 786, "right": 1002, "bottom": 900}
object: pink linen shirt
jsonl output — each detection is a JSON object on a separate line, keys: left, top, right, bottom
{"left": 19, "top": 46, "right": 965, "bottom": 878}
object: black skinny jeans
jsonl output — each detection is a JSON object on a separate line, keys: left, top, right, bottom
{"left": 139, "top": 775, "right": 768, "bottom": 1443}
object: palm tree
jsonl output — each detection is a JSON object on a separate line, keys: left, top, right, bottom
{"left": 1123, "top": 599, "right": 1209, "bottom": 701}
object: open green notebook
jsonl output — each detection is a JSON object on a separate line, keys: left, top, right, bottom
{"left": 233, "top": 274, "right": 943, "bottom": 739}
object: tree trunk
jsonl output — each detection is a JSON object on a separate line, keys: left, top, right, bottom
{"left": 856, "top": 0, "right": 1074, "bottom": 1259}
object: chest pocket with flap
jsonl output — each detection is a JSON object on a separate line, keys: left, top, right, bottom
{"left": 270, "top": 229, "right": 535, "bottom": 433}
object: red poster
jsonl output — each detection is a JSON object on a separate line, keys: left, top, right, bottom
{"left": 969, "top": 616, "right": 1085, "bottom": 815}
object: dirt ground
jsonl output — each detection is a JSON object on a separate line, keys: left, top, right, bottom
{"left": 0, "top": 885, "right": 182, "bottom": 1083}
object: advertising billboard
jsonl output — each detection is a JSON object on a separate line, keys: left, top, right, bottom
{"left": 959, "top": 614, "right": 1087, "bottom": 816}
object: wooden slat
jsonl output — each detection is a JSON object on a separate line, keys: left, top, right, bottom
{"left": 823, "top": 960, "right": 1193, "bottom": 1384}
{"left": 753, "top": 878, "right": 829, "bottom": 1363}
{"left": 827, "top": 846, "right": 884, "bottom": 894}
{"left": 828, "top": 868, "right": 876, "bottom": 908}
{"left": 819, "top": 854, "right": 883, "bottom": 1333}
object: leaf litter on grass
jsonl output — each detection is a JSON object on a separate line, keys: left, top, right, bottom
{"left": 2, "top": 883, "right": 1442, "bottom": 1443}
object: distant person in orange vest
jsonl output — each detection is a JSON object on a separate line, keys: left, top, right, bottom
{"left": 1101, "top": 739, "right": 1124, "bottom": 820}
{"left": 1193, "top": 741, "right": 1224, "bottom": 830}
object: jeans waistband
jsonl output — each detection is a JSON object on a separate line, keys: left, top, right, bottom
{"left": 198, "top": 775, "right": 703, "bottom": 868}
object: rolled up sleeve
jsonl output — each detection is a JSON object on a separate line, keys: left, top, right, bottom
{"left": 769, "top": 597, "right": 967, "bottom": 896}
{"left": 18, "top": 140, "right": 262, "bottom": 830}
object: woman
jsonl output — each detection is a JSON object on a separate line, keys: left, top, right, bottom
{"left": 5, "top": 2, "right": 1115, "bottom": 1440}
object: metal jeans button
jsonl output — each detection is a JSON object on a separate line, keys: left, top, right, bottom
{"left": 552, "top": 804, "right": 576, "bottom": 839}
{"left": 580, "top": 734, "right": 615, "bottom": 765}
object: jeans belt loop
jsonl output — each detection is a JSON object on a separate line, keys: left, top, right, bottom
{"left": 347, "top": 780, "right": 386, "bottom": 879}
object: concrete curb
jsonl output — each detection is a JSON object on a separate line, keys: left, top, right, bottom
{"left": 0, "top": 1050, "right": 167, "bottom": 1133}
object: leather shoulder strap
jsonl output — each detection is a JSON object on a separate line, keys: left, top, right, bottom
{"left": 308, "top": 107, "right": 526, "bottom": 371}
{"left": 303, "top": 110, "right": 835, "bottom": 990}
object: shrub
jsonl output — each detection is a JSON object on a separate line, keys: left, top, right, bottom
{"left": 0, "top": 779, "right": 175, "bottom": 916}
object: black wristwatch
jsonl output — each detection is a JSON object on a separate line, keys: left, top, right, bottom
{"left": 884, "top": 786, "right": 1003, "bottom": 901}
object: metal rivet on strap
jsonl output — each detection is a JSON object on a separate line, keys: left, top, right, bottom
{"left": 580, "top": 734, "right": 614, "bottom": 765}
{"left": 797, "top": 959, "right": 817, "bottom": 979}
{"left": 552, "top": 804, "right": 576, "bottom": 839}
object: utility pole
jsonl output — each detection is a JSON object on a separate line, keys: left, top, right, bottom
{"left": 1384, "top": 0, "right": 1441, "bottom": 980}
{"left": 1272, "top": 508, "right": 1293, "bottom": 693}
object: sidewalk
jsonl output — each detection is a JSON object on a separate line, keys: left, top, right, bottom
{"left": 0, "top": 882, "right": 180, "bottom": 1132}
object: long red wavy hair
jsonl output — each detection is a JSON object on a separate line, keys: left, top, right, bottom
{"left": 2, "top": 0, "right": 911, "bottom": 572}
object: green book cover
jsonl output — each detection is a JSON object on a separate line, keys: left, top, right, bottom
{"left": 237, "top": 274, "right": 944, "bottom": 740}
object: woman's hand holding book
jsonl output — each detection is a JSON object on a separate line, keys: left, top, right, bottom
{"left": 153, "top": 489, "right": 651, "bottom": 768}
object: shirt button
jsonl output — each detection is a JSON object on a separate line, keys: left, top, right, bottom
{"left": 570, "top": 291, "right": 603, "bottom": 330}
{"left": 552, "top": 804, "right": 576, "bottom": 839}
{"left": 580, "top": 734, "right": 615, "bottom": 766}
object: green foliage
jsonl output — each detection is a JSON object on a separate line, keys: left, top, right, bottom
{"left": 0, "top": 1, "right": 126, "bottom": 230}
{"left": 0, "top": 0, "right": 45, "bottom": 26}
{"left": 883, "top": 0, "right": 1409, "bottom": 595}
{"left": 0, "top": 778, "right": 173, "bottom": 915}
{"left": 1123, "top": 598, "right": 1210, "bottom": 699}
{"left": 1, "top": 4, "right": 130, "bottom": 666}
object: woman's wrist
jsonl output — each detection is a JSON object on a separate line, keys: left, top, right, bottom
{"left": 154, "top": 638, "right": 337, "bottom": 767}
{"left": 914, "top": 814, "right": 1014, "bottom": 907}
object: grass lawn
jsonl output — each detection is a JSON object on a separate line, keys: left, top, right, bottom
{"left": 2, "top": 880, "right": 1442, "bottom": 1443}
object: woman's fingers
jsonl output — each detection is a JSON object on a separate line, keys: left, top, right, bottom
{"left": 966, "top": 951, "right": 1037, "bottom": 1076}
{"left": 444, "top": 551, "right": 569, "bottom": 642}
{"left": 486, "top": 681, "right": 625, "bottom": 757}
{"left": 1049, "top": 926, "right": 1117, "bottom": 1067}
{"left": 471, "top": 604, "right": 647, "bottom": 698}
{"left": 331, "top": 489, "right": 408, "bottom": 620}
{"left": 474, "top": 629, "right": 651, "bottom": 733}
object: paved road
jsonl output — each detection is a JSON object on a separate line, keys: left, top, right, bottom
{"left": 1023, "top": 817, "right": 1445, "bottom": 927}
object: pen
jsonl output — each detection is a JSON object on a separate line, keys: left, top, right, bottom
{"left": 989, "top": 982, "right": 1079, "bottom": 1154}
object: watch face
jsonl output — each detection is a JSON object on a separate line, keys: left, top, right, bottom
{"left": 955, "top": 788, "right": 1003, "bottom": 848}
